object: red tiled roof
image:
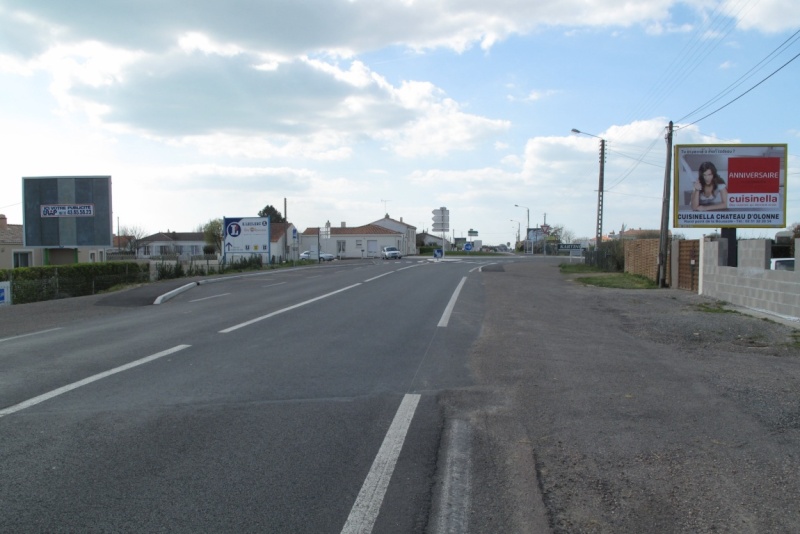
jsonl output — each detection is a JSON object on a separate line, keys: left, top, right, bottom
{"left": 302, "top": 224, "right": 402, "bottom": 236}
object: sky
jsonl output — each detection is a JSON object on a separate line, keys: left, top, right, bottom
{"left": 1, "top": 0, "right": 799, "bottom": 247}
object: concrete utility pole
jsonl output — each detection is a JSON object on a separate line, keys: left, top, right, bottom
{"left": 570, "top": 129, "right": 606, "bottom": 255}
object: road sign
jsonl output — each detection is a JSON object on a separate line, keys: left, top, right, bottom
{"left": 432, "top": 207, "right": 450, "bottom": 232}
{"left": 468, "top": 229, "right": 478, "bottom": 237}
{"left": 558, "top": 244, "right": 583, "bottom": 250}
{"left": 464, "top": 243, "right": 473, "bottom": 251}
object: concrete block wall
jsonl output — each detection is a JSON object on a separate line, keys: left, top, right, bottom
{"left": 702, "top": 238, "right": 800, "bottom": 319}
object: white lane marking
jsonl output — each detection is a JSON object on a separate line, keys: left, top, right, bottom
{"left": 365, "top": 272, "right": 393, "bottom": 282}
{"left": 438, "top": 277, "right": 467, "bottom": 327}
{"left": 341, "top": 393, "right": 421, "bottom": 534}
{"left": 189, "top": 293, "right": 231, "bottom": 303}
{"left": 262, "top": 282, "right": 287, "bottom": 288}
{"left": 219, "top": 283, "right": 362, "bottom": 333}
{"left": 0, "top": 327, "right": 63, "bottom": 344}
{"left": 0, "top": 345, "right": 191, "bottom": 418}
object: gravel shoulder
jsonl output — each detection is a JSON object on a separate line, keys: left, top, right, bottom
{"left": 444, "top": 260, "right": 800, "bottom": 533}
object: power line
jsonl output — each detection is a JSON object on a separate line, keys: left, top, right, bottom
{"left": 677, "top": 29, "right": 800, "bottom": 124}
{"left": 677, "top": 50, "right": 800, "bottom": 129}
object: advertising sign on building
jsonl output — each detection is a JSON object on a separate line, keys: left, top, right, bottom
{"left": 23, "top": 176, "right": 113, "bottom": 247}
{"left": 673, "top": 144, "right": 787, "bottom": 229}
{"left": 223, "top": 217, "right": 270, "bottom": 256}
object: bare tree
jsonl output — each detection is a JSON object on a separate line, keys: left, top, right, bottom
{"left": 119, "top": 224, "right": 148, "bottom": 256}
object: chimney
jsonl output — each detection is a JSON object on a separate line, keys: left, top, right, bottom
{"left": 0, "top": 214, "right": 6, "bottom": 230}
{"left": 341, "top": 221, "right": 346, "bottom": 228}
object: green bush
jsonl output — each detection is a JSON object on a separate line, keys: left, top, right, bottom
{"left": 0, "top": 262, "right": 149, "bottom": 304}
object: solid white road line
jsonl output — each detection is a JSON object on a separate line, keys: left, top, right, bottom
{"left": 219, "top": 283, "right": 362, "bottom": 333}
{"left": 365, "top": 272, "right": 394, "bottom": 282}
{"left": 0, "top": 327, "right": 63, "bottom": 344}
{"left": 341, "top": 393, "right": 421, "bottom": 534}
{"left": 189, "top": 293, "right": 231, "bottom": 303}
{"left": 437, "top": 277, "right": 467, "bottom": 328}
{"left": 0, "top": 344, "right": 191, "bottom": 418}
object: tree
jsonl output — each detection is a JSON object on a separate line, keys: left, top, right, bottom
{"left": 203, "top": 218, "right": 224, "bottom": 255}
{"left": 257, "top": 205, "right": 286, "bottom": 222}
{"left": 118, "top": 224, "right": 148, "bottom": 255}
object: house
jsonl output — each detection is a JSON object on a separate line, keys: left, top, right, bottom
{"left": 370, "top": 214, "right": 417, "bottom": 257}
{"left": 0, "top": 213, "right": 113, "bottom": 268}
{"left": 417, "top": 232, "right": 452, "bottom": 250}
{"left": 268, "top": 222, "right": 299, "bottom": 262}
{"left": 300, "top": 222, "right": 403, "bottom": 259}
{"left": 137, "top": 231, "right": 206, "bottom": 260}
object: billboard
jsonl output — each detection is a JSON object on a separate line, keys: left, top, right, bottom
{"left": 673, "top": 144, "right": 787, "bottom": 229}
{"left": 223, "top": 217, "right": 270, "bottom": 256}
{"left": 23, "top": 176, "right": 113, "bottom": 247}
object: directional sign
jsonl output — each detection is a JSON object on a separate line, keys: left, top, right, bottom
{"left": 432, "top": 207, "right": 450, "bottom": 232}
{"left": 464, "top": 243, "right": 473, "bottom": 251}
{"left": 558, "top": 244, "right": 583, "bottom": 250}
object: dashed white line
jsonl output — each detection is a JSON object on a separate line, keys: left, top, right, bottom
{"left": 438, "top": 277, "right": 467, "bottom": 327}
{"left": 341, "top": 393, "right": 421, "bottom": 534}
{"left": 0, "top": 344, "right": 191, "bottom": 418}
{"left": 219, "top": 283, "right": 362, "bottom": 333}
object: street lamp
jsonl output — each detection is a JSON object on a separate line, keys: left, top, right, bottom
{"left": 514, "top": 204, "right": 530, "bottom": 254}
{"left": 571, "top": 129, "right": 606, "bottom": 253}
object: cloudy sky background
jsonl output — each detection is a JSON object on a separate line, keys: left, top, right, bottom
{"left": 1, "top": 0, "right": 798, "bottom": 246}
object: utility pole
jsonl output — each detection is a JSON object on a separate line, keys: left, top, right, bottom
{"left": 596, "top": 139, "right": 606, "bottom": 253}
{"left": 658, "top": 121, "right": 674, "bottom": 288}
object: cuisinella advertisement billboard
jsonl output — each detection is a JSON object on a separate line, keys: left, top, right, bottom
{"left": 673, "top": 144, "right": 787, "bottom": 229}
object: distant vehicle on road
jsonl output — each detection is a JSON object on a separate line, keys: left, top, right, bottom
{"left": 381, "top": 246, "right": 402, "bottom": 260}
{"left": 300, "top": 251, "right": 334, "bottom": 261}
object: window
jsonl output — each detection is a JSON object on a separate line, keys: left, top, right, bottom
{"left": 13, "top": 251, "right": 32, "bottom": 268}
{"left": 142, "top": 245, "right": 151, "bottom": 256}
{"left": 337, "top": 240, "right": 346, "bottom": 253}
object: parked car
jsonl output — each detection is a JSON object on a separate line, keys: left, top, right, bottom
{"left": 770, "top": 258, "right": 795, "bottom": 271}
{"left": 300, "top": 251, "right": 334, "bottom": 261}
{"left": 381, "top": 246, "right": 402, "bottom": 259}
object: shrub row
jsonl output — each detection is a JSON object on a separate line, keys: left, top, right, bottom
{"left": 0, "top": 262, "right": 149, "bottom": 304}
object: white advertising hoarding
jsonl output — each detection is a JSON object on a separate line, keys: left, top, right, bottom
{"left": 673, "top": 144, "right": 788, "bottom": 229}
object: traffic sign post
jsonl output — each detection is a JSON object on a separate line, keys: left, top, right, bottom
{"left": 432, "top": 207, "right": 449, "bottom": 259}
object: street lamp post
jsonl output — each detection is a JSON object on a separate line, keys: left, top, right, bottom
{"left": 571, "top": 129, "right": 606, "bottom": 256}
{"left": 514, "top": 204, "right": 530, "bottom": 254}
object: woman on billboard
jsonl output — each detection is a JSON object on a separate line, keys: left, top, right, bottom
{"left": 691, "top": 161, "right": 728, "bottom": 211}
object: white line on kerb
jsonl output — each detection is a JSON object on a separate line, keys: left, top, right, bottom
{"left": 219, "top": 283, "right": 362, "bottom": 333}
{"left": 0, "top": 344, "right": 191, "bottom": 418}
{"left": 341, "top": 393, "right": 421, "bottom": 534}
{"left": 438, "top": 277, "right": 467, "bottom": 327}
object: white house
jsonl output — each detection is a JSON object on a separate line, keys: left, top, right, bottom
{"left": 300, "top": 222, "right": 404, "bottom": 259}
{"left": 137, "top": 231, "right": 206, "bottom": 260}
{"left": 417, "top": 232, "right": 452, "bottom": 249}
{"left": 370, "top": 214, "right": 417, "bottom": 257}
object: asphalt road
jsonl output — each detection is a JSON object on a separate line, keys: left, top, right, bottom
{"left": 2, "top": 256, "right": 799, "bottom": 533}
